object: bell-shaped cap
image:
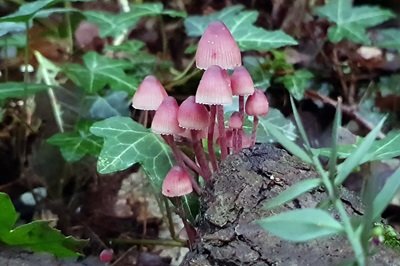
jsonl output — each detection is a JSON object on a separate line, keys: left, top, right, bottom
{"left": 151, "top": 97, "right": 184, "bottom": 135}
{"left": 178, "top": 96, "right": 209, "bottom": 130}
{"left": 230, "top": 66, "right": 255, "bottom": 96}
{"left": 195, "top": 21, "right": 241, "bottom": 70}
{"left": 162, "top": 166, "right": 193, "bottom": 197}
{"left": 245, "top": 89, "right": 269, "bottom": 116}
{"left": 195, "top": 65, "right": 232, "bottom": 105}
{"left": 132, "top": 75, "right": 168, "bottom": 110}
{"left": 228, "top": 111, "right": 242, "bottom": 129}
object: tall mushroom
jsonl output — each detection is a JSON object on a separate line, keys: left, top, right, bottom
{"left": 195, "top": 65, "right": 232, "bottom": 165}
{"left": 178, "top": 96, "right": 212, "bottom": 181}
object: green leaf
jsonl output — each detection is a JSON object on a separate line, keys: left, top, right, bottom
{"left": 0, "top": 22, "right": 25, "bottom": 37}
{"left": 47, "top": 125, "right": 103, "bottom": 162}
{"left": 263, "top": 120, "right": 312, "bottom": 164}
{"left": 372, "top": 167, "right": 400, "bottom": 221}
{"left": 105, "top": 40, "right": 146, "bottom": 54}
{"left": 1, "top": 221, "right": 86, "bottom": 258}
{"left": 0, "top": 82, "right": 50, "bottom": 99}
{"left": 63, "top": 52, "right": 135, "bottom": 94}
{"left": 315, "top": 0, "right": 394, "bottom": 44}
{"left": 374, "top": 29, "right": 400, "bottom": 51}
{"left": 87, "top": 91, "right": 130, "bottom": 120}
{"left": 329, "top": 100, "right": 342, "bottom": 179}
{"left": 258, "top": 208, "right": 344, "bottom": 242}
{"left": 243, "top": 56, "right": 271, "bottom": 88}
{"left": 264, "top": 178, "right": 321, "bottom": 210}
{"left": 335, "top": 117, "right": 386, "bottom": 185}
{"left": 0, "top": 0, "right": 57, "bottom": 23}
{"left": 256, "top": 108, "right": 297, "bottom": 143}
{"left": 84, "top": 3, "right": 186, "bottom": 38}
{"left": 182, "top": 194, "right": 200, "bottom": 224}
{"left": 316, "top": 131, "right": 400, "bottom": 164}
{"left": 0, "top": 192, "right": 18, "bottom": 233}
{"left": 90, "top": 117, "right": 175, "bottom": 190}
{"left": 277, "top": 70, "right": 313, "bottom": 100}
{"left": 184, "top": 5, "right": 297, "bottom": 51}
{"left": 0, "top": 33, "right": 26, "bottom": 47}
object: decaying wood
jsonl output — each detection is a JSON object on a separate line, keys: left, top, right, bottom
{"left": 181, "top": 144, "right": 400, "bottom": 266}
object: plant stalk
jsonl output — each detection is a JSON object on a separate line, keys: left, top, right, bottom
{"left": 251, "top": 116, "right": 259, "bottom": 145}
{"left": 191, "top": 130, "right": 212, "bottom": 181}
{"left": 217, "top": 105, "right": 228, "bottom": 159}
{"left": 208, "top": 106, "right": 218, "bottom": 171}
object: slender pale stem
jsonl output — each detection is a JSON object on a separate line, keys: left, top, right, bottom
{"left": 208, "top": 106, "right": 218, "bottom": 171}
{"left": 251, "top": 116, "right": 259, "bottom": 145}
{"left": 233, "top": 129, "right": 240, "bottom": 153}
{"left": 163, "top": 135, "right": 201, "bottom": 195}
{"left": 238, "top": 95, "right": 245, "bottom": 150}
{"left": 217, "top": 105, "right": 228, "bottom": 159}
{"left": 179, "top": 150, "right": 202, "bottom": 175}
{"left": 191, "top": 130, "right": 212, "bottom": 181}
{"left": 163, "top": 198, "right": 177, "bottom": 240}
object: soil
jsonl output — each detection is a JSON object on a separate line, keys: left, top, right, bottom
{"left": 181, "top": 144, "right": 400, "bottom": 266}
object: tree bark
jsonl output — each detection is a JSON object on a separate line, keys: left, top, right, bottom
{"left": 181, "top": 144, "right": 400, "bottom": 266}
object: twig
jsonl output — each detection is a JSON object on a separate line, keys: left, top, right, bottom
{"left": 111, "top": 238, "right": 186, "bottom": 247}
{"left": 305, "top": 90, "right": 385, "bottom": 139}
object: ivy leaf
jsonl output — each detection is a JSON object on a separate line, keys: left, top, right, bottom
{"left": 63, "top": 52, "right": 135, "bottom": 94}
{"left": 0, "top": 0, "right": 57, "bottom": 23}
{"left": 184, "top": 5, "right": 297, "bottom": 51}
{"left": 84, "top": 3, "right": 186, "bottom": 38}
{"left": 0, "top": 33, "right": 26, "bottom": 47}
{"left": 47, "top": 124, "right": 103, "bottom": 162}
{"left": 374, "top": 29, "right": 400, "bottom": 51}
{"left": 1, "top": 221, "right": 87, "bottom": 258}
{"left": 0, "top": 82, "right": 50, "bottom": 99}
{"left": 315, "top": 0, "right": 394, "bottom": 44}
{"left": 0, "top": 192, "right": 86, "bottom": 258}
{"left": 243, "top": 56, "right": 271, "bottom": 88}
{"left": 276, "top": 70, "right": 313, "bottom": 100}
{"left": 87, "top": 91, "right": 130, "bottom": 120}
{"left": 90, "top": 117, "right": 174, "bottom": 190}
{"left": 258, "top": 208, "right": 344, "bottom": 242}
{"left": 0, "top": 192, "right": 18, "bottom": 234}
{"left": 0, "top": 22, "right": 26, "bottom": 37}
{"left": 256, "top": 108, "right": 297, "bottom": 143}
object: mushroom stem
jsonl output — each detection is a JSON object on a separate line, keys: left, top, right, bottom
{"left": 191, "top": 130, "right": 212, "bottom": 182}
{"left": 208, "top": 106, "right": 218, "bottom": 171}
{"left": 162, "top": 135, "right": 201, "bottom": 195}
{"left": 233, "top": 129, "right": 240, "bottom": 153}
{"left": 179, "top": 150, "right": 202, "bottom": 176}
{"left": 251, "top": 116, "right": 259, "bottom": 146}
{"left": 217, "top": 105, "right": 228, "bottom": 159}
{"left": 238, "top": 95, "right": 245, "bottom": 150}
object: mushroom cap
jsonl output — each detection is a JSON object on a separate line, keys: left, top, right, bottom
{"left": 151, "top": 97, "right": 184, "bottom": 135}
{"left": 162, "top": 166, "right": 193, "bottom": 197}
{"left": 178, "top": 96, "right": 210, "bottom": 130}
{"left": 195, "top": 21, "right": 241, "bottom": 70}
{"left": 230, "top": 66, "right": 255, "bottom": 96}
{"left": 228, "top": 111, "right": 243, "bottom": 129}
{"left": 195, "top": 65, "right": 232, "bottom": 105}
{"left": 245, "top": 89, "right": 269, "bottom": 116}
{"left": 132, "top": 75, "right": 168, "bottom": 110}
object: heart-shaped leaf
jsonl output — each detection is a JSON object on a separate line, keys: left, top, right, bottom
{"left": 0, "top": 82, "right": 50, "bottom": 99}
{"left": 90, "top": 117, "right": 174, "bottom": 190}
{"left": 0, "top": 192, "right": 18, "bottom": 234}
{"left": 184, "top": 5, "right": 297, "bottom": 51}
{"left": 0, "top": 0, "right": 57, "bottom": 23}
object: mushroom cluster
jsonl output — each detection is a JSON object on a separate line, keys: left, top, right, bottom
{"left": 131, "top": 21, "right": 269, "bottom": 199}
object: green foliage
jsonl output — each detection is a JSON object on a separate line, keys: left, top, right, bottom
{"left": 374, "top": 29, "right": 400, "bottom": 51}
{"left": 47, "top": 122, "right": 103, "bottom": 162}
{"left": 0, "top": 82, "right": 50, "bottom": 99}
{"left": 316, "top": 130, "right": 400, "bottom": 164}
{"left": 276, "top": 70, "right": 313, "bottom": 100}
{"left": 90, "top": 117, "right": 174, "bottom": 190}
{"left": 379, "top": 74, "right": 400, "bottom": 96}
{"left": 0, "top": 192, "right": 86, "bottom": 257}
{"left": 0, "top": 22, "right": 25, "bottom": 37}
{"left": 84, "top": 3, "right": 186, "bottom": 38}
{"left": 372, "top": 223, "right": 400, "bottom": 250}
{"left": 243, "top": 56, "right": 271, "bottom": 88}
{"left": 63, "top": 52, "right": 135, "bottom": 94}
{"left": 258, "top": 208, "right": 344, "bottom": 242}
{"left": 314, "top": 0, "right": 394, "bottom": 44}
{"left": 0, "top": 0, "right": 57, "bottom": 23}
{"left": 184, "top": 5, "right": 297, "bottom": 51}
{"left": 264, "top": 178, "right": 321, "bottom": 210}
{"left": 87, "top": 91, "right": 130, "bottom": 119}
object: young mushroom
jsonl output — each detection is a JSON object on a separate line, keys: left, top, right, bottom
{"left": 228, "top": 111, "right": 243, "bottom": 153}
{"left": 162, "top": 166, "right": 193, "bottom": 197}
{"left": 245, "top": 89, "right": 269, "bottom": 145}
{"left": 178, "top": 96, "right": 212, "bottom": 181}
